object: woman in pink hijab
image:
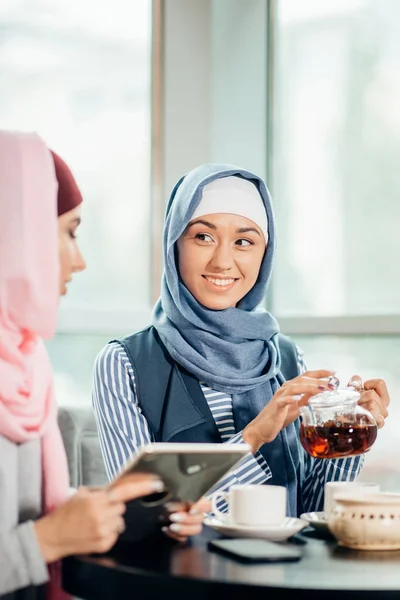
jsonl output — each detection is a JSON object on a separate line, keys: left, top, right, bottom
{"left": 0, "top": 131, "right": 206, "bottom": 599}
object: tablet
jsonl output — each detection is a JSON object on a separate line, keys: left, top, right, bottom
{"left": 116, "top": 442, "right": 250, "bottom": 503}
{"left": 113, "top": 442, "right": 250, "bottom": 543}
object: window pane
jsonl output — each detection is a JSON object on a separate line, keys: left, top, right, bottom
{"left": 0, "top": 0, "right": 152, "bottom": 311}
{"left": 294, "top": 334, "right": 400, "bottom": 491}
{"left": 272, "top": 0, "right": 400, "bottom": 317}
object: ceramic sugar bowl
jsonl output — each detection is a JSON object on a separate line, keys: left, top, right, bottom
{"left": 327, "top": 492, "right": 400, "bottom": 550}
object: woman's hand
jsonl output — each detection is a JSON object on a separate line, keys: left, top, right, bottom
{"left": 34, "top": 473, "right": 164, "bottom": 563}
{"left": 348, "top": 375, "right": 390, "bottom": 429}
{"left": 162, "top": 497, "right": 211, "bottom": 543}
{"left": 243, "top": 369, "right": 336, "bottom": 453}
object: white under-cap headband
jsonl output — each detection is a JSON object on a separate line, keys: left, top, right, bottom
{"left": 190, "top": 176, "right": 268, "bottom": 243}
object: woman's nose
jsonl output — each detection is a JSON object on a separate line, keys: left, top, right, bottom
{"left": 73, "top": 246, "right": 86, "bottom": 273}
{"left": 209, "top": 243, "right": 234, "bottom": 271}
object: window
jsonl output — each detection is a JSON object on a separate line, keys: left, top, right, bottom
{"left": 0, "top": 0, "right": 153, "bottom": 405}
{"left": 271, "top": 0, "right": 400, "bottom": 489}
{"left": 0, "top": 0, "right": 153, "bottom": 325}
{"left": 272, "top": 0, "right": 400, "bottom": 318}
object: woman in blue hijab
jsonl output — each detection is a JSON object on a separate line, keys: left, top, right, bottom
{"left": 92, "top": 163, "right": 390, "bottom": 528}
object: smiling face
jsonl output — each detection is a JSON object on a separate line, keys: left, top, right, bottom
{"left": 58, "top": 205, "right": 86, "bottom": 295}
{"left": 176, "top": 213, "right": 266, "bottom": 310}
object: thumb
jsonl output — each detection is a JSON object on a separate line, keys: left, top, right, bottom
{"left": 347, "top": 374, "right": 363, "bottom": 390}
{"left": 189, "top": 496, "right": 212, "bottom": 515}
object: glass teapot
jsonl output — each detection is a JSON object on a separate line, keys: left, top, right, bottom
{"left": 299, "top": 376, "right": 378, "bottom": 459}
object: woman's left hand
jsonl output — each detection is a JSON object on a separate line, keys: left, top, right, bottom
{"left": 162, "top": 497, "right": 211, "bottom": 543}
{"left": 348, "top": 375, "right": 390, "bottom": 429}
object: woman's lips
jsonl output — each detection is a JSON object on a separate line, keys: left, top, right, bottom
{"left": 202, "top": 275, "right": 238, "bottom": 291}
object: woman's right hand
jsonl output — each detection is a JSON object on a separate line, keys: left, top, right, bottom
{"left": 243, "top": 370, "right": 336, "bottom": 453}
{"left": 34, "top": 473, "right": 164, "bottom": 563}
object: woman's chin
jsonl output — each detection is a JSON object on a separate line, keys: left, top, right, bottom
{"left": 197, "top": 295, "right": 237, "bottom": 311}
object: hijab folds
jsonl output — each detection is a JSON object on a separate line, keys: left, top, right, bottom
{"left": 0, "top": 130, "right": 70, "bottom": 598}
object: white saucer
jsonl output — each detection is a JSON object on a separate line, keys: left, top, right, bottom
{"left": 204, "top": 516, "right": 307, "bottom": 541}
{"left": 300, "top": 511, "right": 330, "bottom": 533}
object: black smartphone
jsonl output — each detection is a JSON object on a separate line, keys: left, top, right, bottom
{"left": 208, "top": 538, "right": 303, "bottom": 563}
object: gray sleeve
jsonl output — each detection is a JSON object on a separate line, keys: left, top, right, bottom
{"left": 0, "top": 520, "right": 49, "bottom": 595}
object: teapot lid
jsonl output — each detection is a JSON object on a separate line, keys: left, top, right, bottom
{"left": 309, "top": 376, "right": 360, "bottom": 408}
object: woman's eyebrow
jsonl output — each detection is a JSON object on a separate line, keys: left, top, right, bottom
{"left": 186, "top": 221, "right": 261, "bottom": 236}
{"left": 187, "top": 219, "right": 216, "bottom": 230}
{"left": 69, "top": 217, "right": 81, "bottom": 226}
{"left": 236, "top": 226, "right": 261, "bottom": 236}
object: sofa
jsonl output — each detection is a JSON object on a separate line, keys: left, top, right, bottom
{"left": 57, "top": 405, "right": 108, "bottom": 488}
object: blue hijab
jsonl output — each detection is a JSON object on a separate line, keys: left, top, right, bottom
{"left": 152, "top": 163, "right": 301, "bottom": 516}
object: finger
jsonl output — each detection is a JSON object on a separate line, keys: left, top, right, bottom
{"left": 189, "top": 497, "right": 212, "bottom": 515}
{"left": 108, "top": 472, "right": 163, "bottom": 491}
{"left": 88, "top": 517, "right": 121, "bottom": 543}
{"left": 110, "top": 516, "right": 126, "bottom": 535}
{"left": 117, "top": 517, "right": 126, "bottom": 534}
{"left": 100, "top": 500, "right": 127, "bottom": 522}
{"left": 97, "top": 513, "right": 126, "bottom": 538}
{"left": 92, "top": 532, "right": 119, "bottom": 555}
{"left": 167, "top": 523, "right": 203, "bottom": 537}
{"left": 168, "top": 497, "right": 211, "bottom": 525}
{"left": 87, "top": 499, "right": 124, "bottom": 526}
{"left": 359, "top": 392, "right": 389, "bottom": 420}
{"left": 107, "top": 475, "right": 165, "bottom": 503}
{"left": 298, "top": 391, "right": 319, "bottom": 404}
{"left": 277, "top": 395, "right": 304, "bottom": 408}
{"left": 359, "top": 390, "right": 389, "bottom": 416}
{"left": 281, "top": 381, "right": 332, "bottom": 397}
{"left": 162, "top": 527, "right": 188, "bottom": 543}
{"left": 363, "top": 378, "right": 390, "bottom": 405}
{"left": 169, "top": 512, "right": 205, "bottom": 526}
{"left": 165, "top": 501, "right": 191, "bottom": 514}
{"left": 358, "top": 389, "right": 380, "bottom": 404}
{"left": 299, "top": 370, "right": 336, "bottom": 380}
{"left": 365, "top": 407, "right": 385, "bottom": 428}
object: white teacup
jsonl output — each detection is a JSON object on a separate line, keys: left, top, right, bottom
{"left": 324, "top": 481, "right": 380, "bottom": 515}
{"left": 211, "top": 484, "right": 287, "bottom": 527}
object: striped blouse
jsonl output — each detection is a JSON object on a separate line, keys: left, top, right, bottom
{"left": 92, "top": 341, "right": 364, "bottom": 514}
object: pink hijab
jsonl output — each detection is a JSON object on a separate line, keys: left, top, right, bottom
{"left": 0, "top": 130, "right": 70, "bottom": 594}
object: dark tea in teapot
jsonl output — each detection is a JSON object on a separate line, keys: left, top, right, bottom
{"left": 299, "top": 378, "right": 378, "bottom": 459}
{"left": 300, "top": 421, "right": 378, "bottom": 459}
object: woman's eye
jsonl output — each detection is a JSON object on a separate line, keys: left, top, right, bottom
{"left": 69, "top": 230, "right": 77, "bottom": 240}
{"left": 195, "top": 233, "right": 213, "bottom": 242}
{"left": 236, "top": 238, "right": 252, "bottom": 247}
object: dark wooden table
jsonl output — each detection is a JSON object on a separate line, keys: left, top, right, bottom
{"left": 62, "top": 526, "right": 400, "bottom": 600}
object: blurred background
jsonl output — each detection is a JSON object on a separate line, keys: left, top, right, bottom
{"left": 1, "top": 0, "right": 399, "bottom": 489}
